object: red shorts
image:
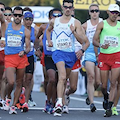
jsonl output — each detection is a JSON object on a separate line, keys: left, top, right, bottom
{"left": 72, "top": 59, "right": 81, "bottom": 70}
{"left": 40, "top": 52, "right": 45, "bottom": 67}
{"left": 98, "top": 52, "right": 120, "bottom": 70}
{"left": 0, "top": 50, "right": 5, "bottom": 65}
{"left": 5, "top": 54, "right": 29, "bottom": 69}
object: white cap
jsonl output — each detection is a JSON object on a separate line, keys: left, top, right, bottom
{"left": 108, "top": 4, "right": 120, "bottom": 12}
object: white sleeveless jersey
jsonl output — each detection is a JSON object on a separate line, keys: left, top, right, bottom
{"left": 85, "top": 18, "right": 103, "bottom": 53}
{"left": 52, "top": 17, "right": 76, "bottom": 52}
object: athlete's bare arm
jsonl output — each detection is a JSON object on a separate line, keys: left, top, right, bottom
{"left": 0, "top": 11, "right": 6, "bottom": 37}
{"left": 34, "top": 24, "right": 47, "bottom": 50}
{"left": 46, "top": 18, "right": 54, "bottom": 47}
{"left": 25, "top": 28, "right": 31, "bottom": 53}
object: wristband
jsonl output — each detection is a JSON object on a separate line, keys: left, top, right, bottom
{"left": 1, "top": 37, "right": 5, "bottom": 41}
{"left": 81, "top": 49, "right": 85, "bottom": 53}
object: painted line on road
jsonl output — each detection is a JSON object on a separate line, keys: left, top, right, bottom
{"left": 28, "top": 96, "right": 120, "bottom": 111}
{"left": 29, "top": 107, "right": 120, "bottom": 111}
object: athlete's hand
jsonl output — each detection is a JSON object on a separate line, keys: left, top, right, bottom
{"left": 35, "top": 50, "right": 42, "bottom": 58}
{"left": 101, "top": 43, "right": 110, "bottom": 49}
{"left": 48, "top": 40, "right": 53, "bottom": 47}
{"left": 70, "top": 24, "right": 75, "bottom": 33}
{"left": 19, "top": 51, "right": 24, "bottom": 57}
{"left": 0, "top": 40, "right": 5, "bottom": 47}
{"left": 76, "top": 50, "right": 83, "bottom": 59}
{"left": 0, "top": 37, "right": 6, "bottom": 47}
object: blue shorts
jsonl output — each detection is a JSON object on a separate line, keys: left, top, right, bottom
{"left": 52, "top": 50, "right": 77, "bottom": 68}
{"left": 82, "top": 52, "right": 98, "bottom": 66}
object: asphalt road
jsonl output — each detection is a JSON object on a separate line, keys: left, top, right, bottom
{"left": 0, "top": 91, "right": 120, "bottom": 120}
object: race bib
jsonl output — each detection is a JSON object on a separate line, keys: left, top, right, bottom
{"left": 46, "top": 40, "right": 52, "bottom": 51}
{"left": 7, "top": 36, "right": 22, "bottom": 47}
{"left": 56, "top": 35, "right": 72, "bottom": 50}
{"left": 103, "top": 36, "right": 119, "bottom": 47}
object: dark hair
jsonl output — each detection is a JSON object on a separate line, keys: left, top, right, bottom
{"left": 13, "top": 6, "right": 23, "bottom": 14}
{"left": 23, "top": 7, "right": 32, "bottom": 13}
{"left": 63, "top": 0, "right": 74, "bottom": 5}
{"left": 5, "top": 6, "right": 12, "bottom": 12}
{"left": 49, "top": 8, "right": 62, "bottom": 18}
{"left": 0, "top": 2, "right": 5, "bottom": 8}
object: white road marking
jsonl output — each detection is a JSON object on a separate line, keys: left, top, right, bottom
{"left": 28, "top": 96, "right": 120, "bottom": 111}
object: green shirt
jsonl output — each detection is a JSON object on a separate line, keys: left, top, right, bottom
{"left": 100, "top": 20, "right": 120, "bottom": 54}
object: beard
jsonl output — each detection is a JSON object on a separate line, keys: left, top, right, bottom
{"left": 14, "top": 18, "right": 21, "bottom": 24}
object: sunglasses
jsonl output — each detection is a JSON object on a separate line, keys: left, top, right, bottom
{"left": 4, "top": 13, "right": 12, "bottom": 16}
{"left": 25, "top": 17, "right": 33, "bottom": 21}
{"left": 71, "top": 15, "right": 74, "bottom": 17}
{"left": 63, "top": 6, "right": 73, "bottom": 9}
{"left": 53, "top": 13, "right": 62, "bottom": 17}
{"left": 90, "top": 9, "right": 99, "bottom": 13}
{"left": 110, "top": 11, "right": 119, "bottom": 15}
{"left": 0, "top": 8, "right": 5, "bottom": 11}
{"left": 13, "top": 14, "right": 23, "bottom": 17}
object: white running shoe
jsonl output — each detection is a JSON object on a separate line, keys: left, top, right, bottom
{"left": 62, "top": 105, "right": 69, "bottom": 114}
{"left": 3, "top": 98, "right": 11, "bottom": 111}
{"left": 9, "top": 106, "right": 17, "bottom": 114}
{"left": 54, "top": 103, "right": 62, "bottom": 117}
{"left": 28, "top": 100, "right": 37, "bottom": 107}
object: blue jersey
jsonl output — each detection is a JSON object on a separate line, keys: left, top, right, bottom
{"left": 43, "top": 24, "right": 53, "bottom": 55}
{"left": 27, "top": 27, "right": 35, "bottom": 57}
{"left": 5, "top": 23, "right": 25, "bottom": 55}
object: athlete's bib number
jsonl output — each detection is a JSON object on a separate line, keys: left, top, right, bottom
{"left": 7, "top": 36, "right": 22, "bottom": 47}
{"left": 56, "top": 37, "right": 72, "bottom": 50}
{"left": 103, "top": 36, "right": 118, "bottom": 47}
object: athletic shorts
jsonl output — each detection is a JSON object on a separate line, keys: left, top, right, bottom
{"left": 25, "top": 55, "right": 34, "bottom": 74}
{"left": 83, "top": 52, "right": 98, "bottom": 66}
{"left": 52, "top": 50, "right": 77, "bottom": 68}
{"left": 72, "top": 59, "right": 81, "bottom": 72}
{"left": 0, "top": 50, "right": 5, "bottom": 65}
{"left": 40, "top": 52, "right": 45, "bottom": 67}
{"left": 5, "top": 54, "right": 29, "bottom": 69}
{"left": 98, "top": 52, "right": 120, "bottom": 70}
{"left": 44, "top": 55, "right": 57, "bottom": 71}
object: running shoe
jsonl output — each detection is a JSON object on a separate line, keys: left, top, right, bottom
{"left": 49, "top": 104, "right": 54, "bottom": 114}
{"left": 104, "top": 109, "right": 112, "bottom": 117}
{"left": 62, "top": 105, "right": 69, "bottom": 114}
{"left": 54, "top": 103, "right": 62, "bottom": 117}
{"left": 103, "top": 99, "right": 108, "bottom": 110}
{"left": 16, "top": 103, "right": 22, "bottom": 109}
{"left": 90, "top": 103, "right": 96, "bottom": 112}
{"left": 0, "top": 99, "right": 5, "bottom": 107}
{"left": 86, "top": 97, "right": 90, "bottom": 105}
{"left": 21, "top": 102, "right": 28, "bottom": 112}
{"left": 28, "top": 100, "right": 37, "bottom": 107}
{"left": 65, "top": 95, "right": 70, "bottom": 106}
{"left": 112, "top": 107, "right": 119, "bottom": 116}
{"left": 9, "top": 106, "right": 17, "bottom": 114}
{"left": 3, "top": 98, "right": 11, "bottom": 111}
{"left": 43, "top": 101, "right": 51, "bottom": 114}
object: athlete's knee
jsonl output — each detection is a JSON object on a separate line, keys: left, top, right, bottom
{"left": 59, "top": 75, "right": 66, "bottom": 82}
